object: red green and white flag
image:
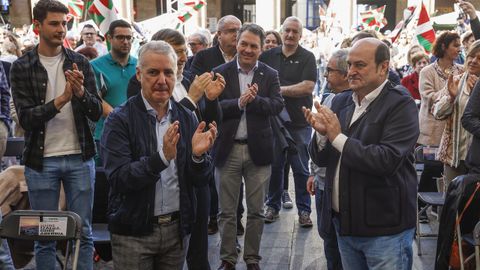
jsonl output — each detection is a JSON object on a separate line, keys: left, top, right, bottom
{"left": 178, "top": 12, "right": 192, "bottom": 23}
{"left": 360, "top": 5, "right": 386, "bottom": 31}
{"left": 184, "top": 1, "right": 206, "bottom": 11}
{"left": 391, "top": 5, "right": 417, "bottom": 43}
{"left": 416, "top": 2, "right": 435, "bottom": 52}
{"left": 87, "top": 0, "right": 118, "bottom": 35}
{"left": 68, "top": 0, "right": 84, "bottom": 18}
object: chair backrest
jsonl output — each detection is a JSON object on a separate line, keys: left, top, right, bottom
{"left": 3, "top": 137, "right": 24, "bottom": 157}
{"left": 414, "top": 145, "right": 424, "bottom": 163}
{"left": 0, "top": 210, "right": 82, "bottom": 241}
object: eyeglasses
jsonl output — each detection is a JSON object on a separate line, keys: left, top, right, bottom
{"left": 113, "top": 35, "right": 133, "bottom": 41}
{"left": 324, "top": 67, "right": 342, "bottom": 76}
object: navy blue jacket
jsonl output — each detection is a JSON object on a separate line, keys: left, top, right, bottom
{"left": 212, "top": 60, "right": 284, "bottom": 167}
{"left": 190, "top": 45, "right": 225, "bottom": 76}
{"left": 462, "top": 80, "right": 480, "bottom": 174}
{"left": 309, "top": 82, "right": 419, "bottom": 237}
{"left": 100, "top": 94, "right": 212, "bottom": 237}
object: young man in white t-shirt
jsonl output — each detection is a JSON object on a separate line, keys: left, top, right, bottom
{"left": 10, "top": 1, "right": 102, "bottom": 269}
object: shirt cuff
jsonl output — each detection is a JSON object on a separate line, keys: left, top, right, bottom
{"left": 315, "top": 132, "right": 328, "bottom": 151}
{"left": 186, "top": 96, "right": 198, "bottom": 109}
{"left": 238, "top": 98, "right": 243, "bottom": 110}
{"left": 331, "top": 134, "right": 348, "bottom": 153}
{"left": 159, "top": 150, "right": 170, "bottom": 166}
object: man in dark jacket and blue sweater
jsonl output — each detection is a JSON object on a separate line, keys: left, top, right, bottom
{"left": 305, "top": 38, "right": 419, "bottom": 269}
{"left": 100, "top": 40, "right": 217, "bottom": 270}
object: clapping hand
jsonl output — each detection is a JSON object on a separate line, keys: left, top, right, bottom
{"left": 239, "top": 83, "right": 258, "bottom": 108}
{"left": 303, "top": 101, "right": 327, "bottom": 135}
{"left": 303, "top": 101, "right": 341, "bottom": 142}
{"left": 65, "top": 63, "right": 85, "bottom": 98}
{"left": 163, "top": 121, "right": 180, "bottom": 161}
{"left": 192, "top": 121, "right": 217, "bottom": 157}
{"left": 317, "top": 105, "right": 341, "bottom": 142}
{"left": 205, "top": 72, "right": 226, "bottom": 100}
{"left": 188, "top": 73, "right": 212, "bottom": 103}
{"left": 467, "top": 74, "right": 478, "bottom": 92}
{"left": 447, "top": 73, "right": 460, "bottom": 98}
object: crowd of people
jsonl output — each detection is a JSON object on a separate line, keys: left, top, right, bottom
{"left": 1, "top": 0, "right": 480, "bottom": 269}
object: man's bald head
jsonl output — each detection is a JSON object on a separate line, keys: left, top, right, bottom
{"left": 347, "top": 38, "right": 390, "bottom": 95}
{"left": 351, "top": 38, "right": 390, "bottom": 67}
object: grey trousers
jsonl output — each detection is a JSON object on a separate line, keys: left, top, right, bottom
{"left": 216, "top": 143, "right": 271, "bottom": 265}
{"left": 111, "top": 220, "right": 190, "bottom": 270}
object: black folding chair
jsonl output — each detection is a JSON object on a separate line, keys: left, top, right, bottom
{"left": 414, "top": 145, "right": 445, "bottom": 256}
{"left": 459, "top": 220, "right": 480, "bottom": 270}
{"left": 0, "top": 210, "right": 82, "bottom": 270}
{"left": 3, "top": 137, "right": 24, "bottom": 157}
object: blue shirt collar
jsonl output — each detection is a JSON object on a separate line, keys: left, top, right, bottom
{"left": 106, "top": 52, "right": 136, "bottom": 66}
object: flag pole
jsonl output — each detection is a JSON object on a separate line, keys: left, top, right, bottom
{"left": 83, "top": 0, "right": 89, "bottom": 21}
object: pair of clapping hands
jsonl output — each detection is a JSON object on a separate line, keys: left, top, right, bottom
{"left": 188, "top": 72, "right": 226, "bottom": 103}
{"left": 162, "top": 120, "right": 218, "bottom": 161}
{"left": 239, "top": 83, "right": 258, "bottom": 109}
{"left": 302, "top": 101, "right": 341, "bottom": 142}
{"left": 55, "top": 63, "right": 85, "bottom": 109}
{"left": 447, "top": 72, "right": 479, "bottom": 99}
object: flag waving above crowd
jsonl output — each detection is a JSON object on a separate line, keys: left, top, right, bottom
{"left": 416, "top": 2, "right": 436, "bottom": 52}
{"left": 360, "top": 5, "right": 387, "bottom": 31}
{"left": 68, "top": 0, "right": 84, "bottom": 18}
{"left": 87, "top": 0, "right": 118, "bottom": 35}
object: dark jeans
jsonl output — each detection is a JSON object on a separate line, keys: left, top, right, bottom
{"left": 267, "top": 126, "right": 311, "bottom": 213}
{"left": 315, "top": 187, "right": 342, "bottom": 270}
{"left": 25, "top": 155, "right": 95, "bottom": 270}
{"left": 332, "top": 217, "right": 414, "bottom": 270}
{"left": 187, "top": 185, "right": 211, "bottom": 270}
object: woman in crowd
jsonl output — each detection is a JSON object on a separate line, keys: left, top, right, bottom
{"left": 401, "top": 52, "right": 429, "bottom": 102}
{"left": 417, "top": 31, "right": 463, "bottom": 222}
{"left": 264, "top": 30, "right": 282, "bottom": 51}
{"left": 433, "top": 40, "right": 480, "bottom": 191}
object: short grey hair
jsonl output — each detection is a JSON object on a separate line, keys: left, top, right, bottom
{"left": 281, "top": 16, "right": 303, "bottom": 32}
{"left": 190, "top": 31, "right": 209, "bottom": 46}
{"left": 329, "top": 49, "right": 349, "bottom": 74}
{"left": 137, "top": 40, "right": 178, "bottom": 75}
{"left": 217, "top": 15, "right": 241, "bottom": 32}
